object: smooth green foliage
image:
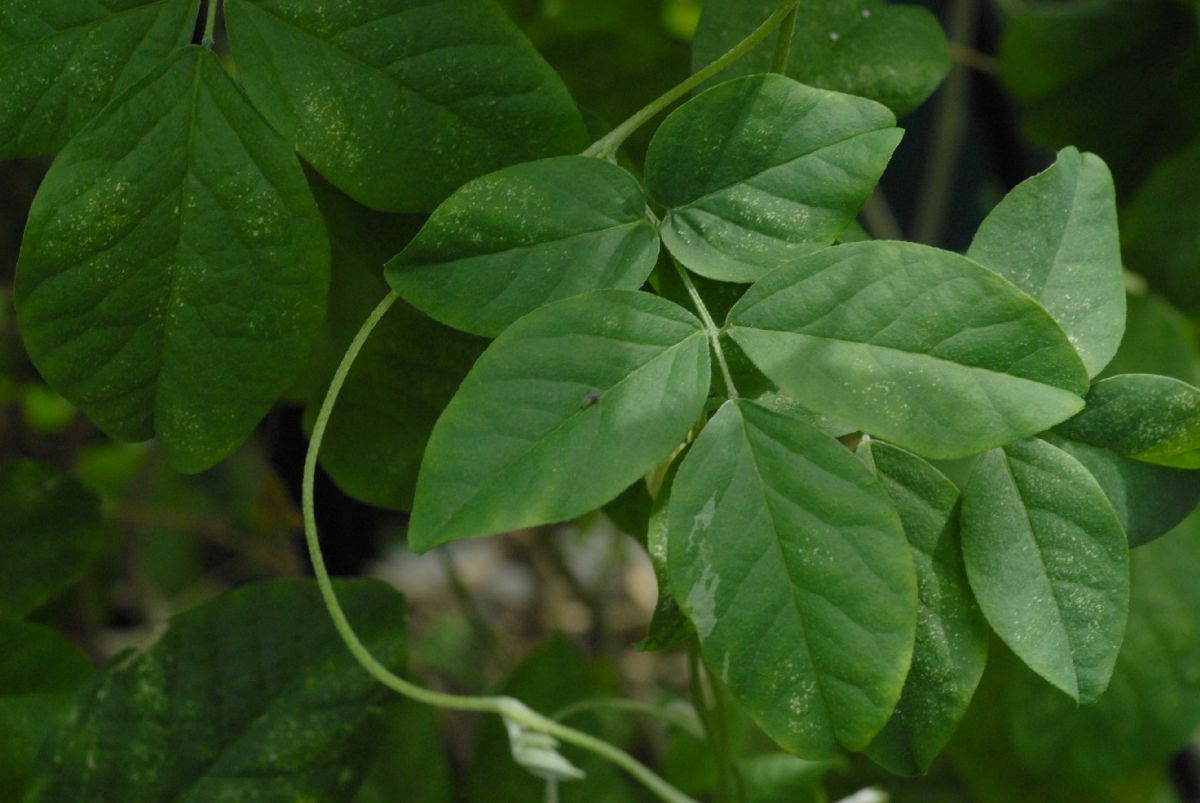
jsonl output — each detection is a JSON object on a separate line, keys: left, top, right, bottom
{"left": 386, "top": 156, "right": 660, "bottom": 337}
{"left": 408, "top": 290, "right": 710, "bottom": 552}
{"left": 668, "top": 399, "right": 916, "bottom": 758}
{"left": 968, "top": 147, "right": 1124, "bottom": 377}
{"left": 858, "top": 442, "right": 988, "bottom": 776}
{"left": 463, "top": 635, "right": 637, "bottom": 803}
{"left": 1003, "top": 513, "right": 1200, "bottom": 784}
{"left": 224, "top": 0, "right": 587, "bottom": 212}
{"left": 304, "top": 177, "right": 486, "bottom": 510}
{"left": 727, "top": 241, "right": 1089, "bottom": 458}
{"left": 25, "top": 579, "right": 407, "bottom": 803}
{"left": 1123, "top": 140, "right": 1200, "bottom": 314}
{"left": 0, "top": 460, "right": 103, "bottom": 620}
{"left": 643, "top": 74, "right": 901, "bottom": 282}
{"left": 1044, "top": 433, "right": 1200, "bottom": 548}
{"left": 691, "top": 0, "right": 949, "bottom": 117}
{"left": 1057, "top": 374, "right": 1200, "bottom": 469}
{"left": 0, "top": 0, "right": 199, "bottom": 159}
{"left": 0, "top": 621, "right": 92, "bottom": 800}
{"left": 739, "top": 754, "right": 831, "bottom": 803}
{"left": 961, "top": 439, "right": 1129, "bottom": 702}
{"left": 15, "top": 46, "right": 330, "bottom": 473}
{"left": 639, "top": 456, "right": 691, "bottom": 652}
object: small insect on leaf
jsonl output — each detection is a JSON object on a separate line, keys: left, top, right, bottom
{"left": 582, "top": 392, "right": 601, "bottom": 410}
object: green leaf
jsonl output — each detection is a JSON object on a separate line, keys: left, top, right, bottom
{"left": 1003, "top": 511, "right": 1200, "bottom": 784}
{"left": 739, "top": 753, "right": 833, "bottom": 803}
{"left": 858, "top": 442, "right": 988, "bottom": 776}
{"left": 1122, "top": 139, "right": 1200, "bottom": 315}
{"left": 1056, "top": 374, "right": 1200, "bottom": 469}
{"left": 408, "top": 290, "right": 710, "bottom": 552}
{"left": 0, "top": 460, "right": 103, "bottom": 620}
{"left": 14, "top": 46, "right": 330, "bottom": 474}
{"left": 667, "top": 399, "right": 916, "bottom": 757}
{"left": 967, "top": 147, "right": 1124, "bottom": 377}
{"left": 303, "top": 176, "right": 486, "bottom": 511}
{"left": 0, "top": 621, "right": 93, "bottom": 800}
{"left": 25, "top": 578, "right": 406, "bottom": 803}
{"left": 1043, "top": 433, "right": 1200, "bottom": 548}
{"left": 643, "top": 74, "right": 901, "bottom": 283}
{"left": 385, "top": 156, "right": 660, "bottom": 337}
{"left": 223, "top": 0, "right": 587, "bottom": 212}
{"left": 727, "top": 241, "right": 1089, "bottom": 459}
{"left": 462, "top": 635, "right": 638, "bottom": 803}
{"left": 690, "top": 0, "right": 949, "bottom": 117}
{"left": 961, "top": 438, "right": 1129, "bottom": 703}
{"left": 0, "top": 0, "right": 200, "bottom": 159}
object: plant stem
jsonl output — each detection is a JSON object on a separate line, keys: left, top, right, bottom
{"left": 303, "top": 291, "right": 698, "bottom": 803}
{"left": 674, "top": 262, "right": 738, "bottom": 400}
{"left": 689, "top": 643, "right": 736, "bottom": 803}
{"left": 770, "top": 9, "right": 797, "bottom": 74}
{"left": 202, "top": 0, "right": 220, "bottom": 48}
{"left": 860, "top": 189, "right": 904, "bottom": 241}
{"left": 583, "top": 0, "right": 800, "bottom": 161}
{"left": 552, "top": 698, "right": 702, "bottom": 736}
{"left": 911, "top": 0, "right": 979, "bottom": 246}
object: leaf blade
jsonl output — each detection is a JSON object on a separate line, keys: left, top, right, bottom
{"left": 385, "top": 156, "right": 660, "bottom": 337}
{"left": 643, "top": 74, "right": 901, "bottom": 283}
{"left": 968, "top": 147, "right": 1124, "bottom": 377}
{"left": 408, "top": 290, "right": 711, "bottom": 551}
{"left": 14, "top": 47, "right": 330, "bottom": 473}
{"left": 727, "top": 241, "right": 1088, "bottom": 458}
{"left": 667, "top": 399, "right": 916, "bottom": 757}
{"left": 961, "top": 438, "right": 1129, "bottom": 702}
{"left": 223, "top": 0, "right": 587, "bottom": 212}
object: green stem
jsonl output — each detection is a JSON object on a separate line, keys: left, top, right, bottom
{"left": 583, "top": 0, "right": 800, "bottom": 161}
{"left": 202, "top": 0, "right": 220, "bottom": 48}
{"left": 552, "top": 698, "right": 701, "bottom": 736}
{"left": 303, "top": 291, "right": 698, "bottom": 803}
{"left": 860, "top": 189, "right": 904, "bottom": 241}
{"left": 770, "top": 9, "right": 797, "bottom": 74}
{"left": 911, "top": 0, "right": 979, "bottom": 245}
{"left": 689, "top": 644, "right": 735, "bottom": 803}
{"left": 674, "top": 262, "right": 738, "bottom": 400}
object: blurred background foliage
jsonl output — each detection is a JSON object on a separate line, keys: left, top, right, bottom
{"left": 2, "top": 0, "right": 1200, "bottom": 800}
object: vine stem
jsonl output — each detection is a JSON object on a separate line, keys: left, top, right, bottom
{"left": 674, "top": 262, "right": 738, "bottom": 400}
{"left": 201, "top": 0, "right": 220, "bottom": 48}
{"left": 582, "top": 0, "right": 800, "bottom": 161}
{"left": 303, "top": 291, "right": 698, "bottom": 803}
{"left": 770, "top": 8, "right": 797, "bottom": 74}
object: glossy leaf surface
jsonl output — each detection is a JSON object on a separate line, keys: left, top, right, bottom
{"left": 15, "top": 47, "right": 330, "bottom": 473}
{"left": 968, "top": 147, "right": 1124, "bottom": 377}
{"left": 691, "top": 0, "right": 949, "bottom": 117}
{"left": 859, "top": 442, "right": 987, "bottom": 775}
{"left": 25, "top": 579, "right": 406, "bottom": 803}
{"left": 643, "top": 74, "right": 901, "bottom": 282}
{"left": 0, "top": 0, "right": 199, "bottom": 158}
{"left": 386, "top": 156, "right": 660, "bottom": 337}
{"left": 668, "top": 399, "right": 916, "bottom": 757}
{"left": 961, "top": 438, "right": 1129, "bottom": 702}
{"left": 408, "top": 290, "right": 710, "bottom": 552}
{"left": 0, "top": 460, "right": 103, "bottom": 620}
{"left": 224, "top": 0, "right": 587, "bottom": 211}
{"left": 728, "top": 241, "right": 1089, "bottom": 458}
{"left": 1057, "top": 374, "right": 1200, "bottom": 469}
